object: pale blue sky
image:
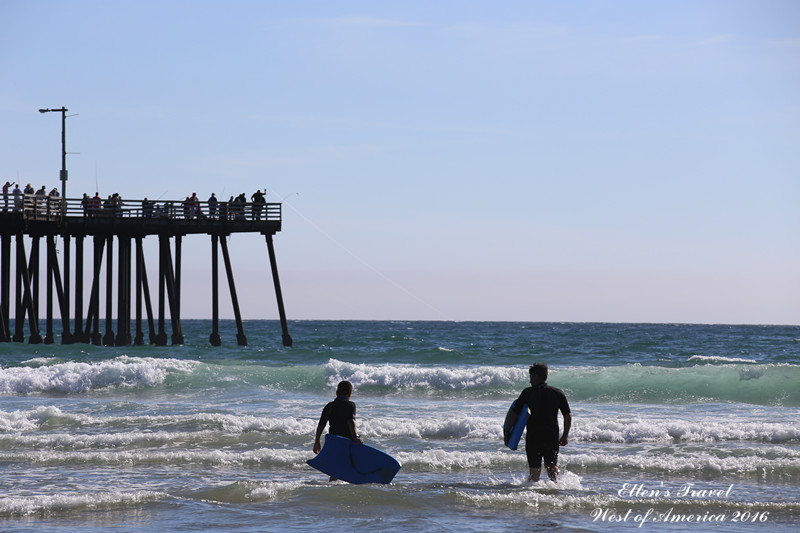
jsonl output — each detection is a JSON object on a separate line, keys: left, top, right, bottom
{"left": 2, "top": 1, "right": 798, "bottom": 323}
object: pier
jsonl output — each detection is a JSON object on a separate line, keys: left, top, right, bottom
{"left": 0, "top": 194, "right": 292, "bottom": 347}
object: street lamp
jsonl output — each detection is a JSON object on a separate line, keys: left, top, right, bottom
{"left": 39, "top": 107, "right": 68, "bottom": 218}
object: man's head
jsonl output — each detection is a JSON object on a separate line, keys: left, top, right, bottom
{"left": 529, "top": 363, "right": 548, "bottom": 385}
{"left": 336, "top": 380, "right": 353, "bottom": 398}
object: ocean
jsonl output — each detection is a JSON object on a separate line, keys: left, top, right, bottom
{"left": 1, "top": 320, "right": 798, "bottom": 532}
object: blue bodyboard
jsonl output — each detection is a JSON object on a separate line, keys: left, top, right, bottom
{"left": 503, "top": 400, "right": 530, "bottom": 450}
{"left": 307, "top": 434, "right": 401, "bottom": 484}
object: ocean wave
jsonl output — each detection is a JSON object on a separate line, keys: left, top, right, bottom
{"left": 0, "top": 447, "right": 310, "bottom": 468}
{"left": 327, "top": 359, "right": 800, "bottom": 406}
{"left": 688, "top": 355, "right": 758, "bottom": 364}
{"left": 190, "top": 480, "right": 305, "bottom": 504}
{"left": 0, "top": 357, "right": 198, "bottom": 395}
{"left": 564, "top": 449, "right": 800, "bottom": 480}
{"left": 562, "top": 363, "right": 800, "bottom": 406}
{"left": 325, "top": 358, "right": 523, "bottom": 393}
{"left": 0, "top": 490, "right": 167, "bottom": 517}
{"left": 3, "top": 443, "right": 799, "bottom": 482}
{"left": 393, "top": 447, "right": 800, "bottom": 480}
{"left": 3, "top": 356, "right": 798, "bottom": 406}
{"left": 574, "top": 416, "right": 800, "bottom": 444}
{"left": 4, "top": 404, "right": 797, "bottom": 450}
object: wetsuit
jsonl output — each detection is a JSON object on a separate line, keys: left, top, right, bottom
{"left": 513, "top": 383, "right": 570, "bottom": 469}
{"left": 318, "top": 396, "right": 358, "bottom": 439}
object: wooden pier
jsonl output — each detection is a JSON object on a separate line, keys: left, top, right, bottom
{"left": 0, "top": 194, "right": 292, "bottom": 347}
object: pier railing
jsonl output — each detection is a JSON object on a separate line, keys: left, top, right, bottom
{"left": 9, "top": 194, "right": 281, "bottom": 223}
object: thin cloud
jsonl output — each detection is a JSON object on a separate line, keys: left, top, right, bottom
{"left": 619, "top": 34, "right": 663, "bottom": 43}
{"left": 325, "top": 16, "right": 424, "bottom": 27}
{"left": 770, "top": 37, "right": 800, "bottom": 48}
{"left": 695, "top": 34, "right": 734, "bottom": 46}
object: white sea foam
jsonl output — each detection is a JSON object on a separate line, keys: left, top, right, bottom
{"left": 0, "top": 406, "right": 317, "bottom": 438}
{"left": 0, "top": 490, "right": 166, "bottom": 516}
{"left": 0, "top": 357, "right": 198, "bottom": 394}
{"left": 395, "top": 449, "right": 518, "bottom": 471}
{"left": 564, "top": 449, "right": 800, "bottom": 476}
{"left": 247, "top": 480, "right": 305, "bottom": 501}
{"left": 20, "top": 357, "right": 57, "bottom": 366}
{"left": 4, "top": 405, "right": 796, "bottom": 449}
{"left": 688, "top": 355, "right": 758, "bottom": 364}
{"left": 0, "top": 446, "right": 311, "bottom": 468}
{"left": 574, "top": 415, "right": 800, "bottom": 444}
{"left": 325, "top": 358, "right": 523, "bottom": 391}
{"left": 368, "top": 415, "right": 502, "bottom": 440}
{"left": 455, "top": 471, "right": 592, "bottom": 510}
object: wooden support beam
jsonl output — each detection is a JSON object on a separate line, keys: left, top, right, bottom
{"left": 0, "top": 234, "right": 10, "bottom": 342}
{"left": 88, "top": 235, "right": 103, "bottom": 345}
{"left": 13, "top": 235, "right": 24, "bottom": 342}
{"left": 74, "top": 235, "right": 85, "bottom": 343}
{"left": 265, "top": 234, "right": 292, "bottom": 347}
{"left": 158, "top": 235, "right": 183, "bottom": 345}
{"left": 171, "top": 235, "right": 184, "bottom": 345}
{"left": 134, "top": 236, "right": 144, "bottom": 345}
{"left": 103, "top": 235, "right": 114, "bottom": 346}
{"left": 157, "top": 235, "right": 167, "bottom": 346}
{"left": 15, "top": 234, "right": 41, "bottom": 343}
{"left": 137, "top": 238, "right": 156, "bottom": 344}
{"left": 209, "top": 234, "right": 221, "bottom": 346}
{"left": 30, "top": 236, "right": 40, "bottom": 326}
{"left": 116, "top": 235, "right": 131, "bottom": 346}
{"left": 219, "top": 235, "right": 247, "bottom": 346}
{"left": 45, "top": 235, "right": 55, "bottom": 344}
{"left": 45, "top": 236, "right": 70, "bottom": 343}
{"left": 62, "top": 234, "right": 73, "bottom": 344}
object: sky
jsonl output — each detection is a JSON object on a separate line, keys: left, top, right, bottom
{"left": 1, "top": 0, "right": 799, "bottom": 324}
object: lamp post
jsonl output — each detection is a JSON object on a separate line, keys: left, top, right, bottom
{"left": 38, "top": 107, "right": 68, "bottom": 218}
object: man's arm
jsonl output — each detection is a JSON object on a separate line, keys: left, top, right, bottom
{"left": 560, "top": 412, "right": 571, "bottom": 446}
{"left": 313, "top": 421, "right": 324, "bottom": 454}
{"left": 313, "top": 418, "right": 326, "bottom": 454}
{"left": 348, "top": 419, "right": 363, "bottom": 444}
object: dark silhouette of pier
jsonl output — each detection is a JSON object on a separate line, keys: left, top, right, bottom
{"left": 0, "top": 194, "right": 292, "bottom": 347}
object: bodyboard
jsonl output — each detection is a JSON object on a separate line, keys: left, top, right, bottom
{"left": 503, "top": 400, "right": 530, "bottom": 450}
{"left": 307, "top": 434, "right": 401, "bottom": 484}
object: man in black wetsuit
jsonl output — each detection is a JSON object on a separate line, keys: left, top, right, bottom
{"left": 509, "top": 363, "right": 571, "bottom": 482}
{"left": 313, "top": 380, "right": 363, "bottom": 455}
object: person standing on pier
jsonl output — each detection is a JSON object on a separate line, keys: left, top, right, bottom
{"left": 91, "top": 192, "right": 101, "bottom": 217}
{"left": 208, "top": 193, "right": 218, "bottom": 218}
{"left": 2, "top": 181, "right": 11, "bottom": 211}
{"left": 142, "top": 198, "right": 154, "bottom": 218}
{"left": 35, "top": 185, "right": 46, "bottom": 216}
{"left": 12, "top": 184, "right": 21, "bottom": 211}
{"left": 48, "top": 188, "right": 60, "bottom": 217}
{"left": 189, "top": 193, "right": 200, "bottom": 218}
{"left": 251, "top": 189, "right": 265, "bottom": 220}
